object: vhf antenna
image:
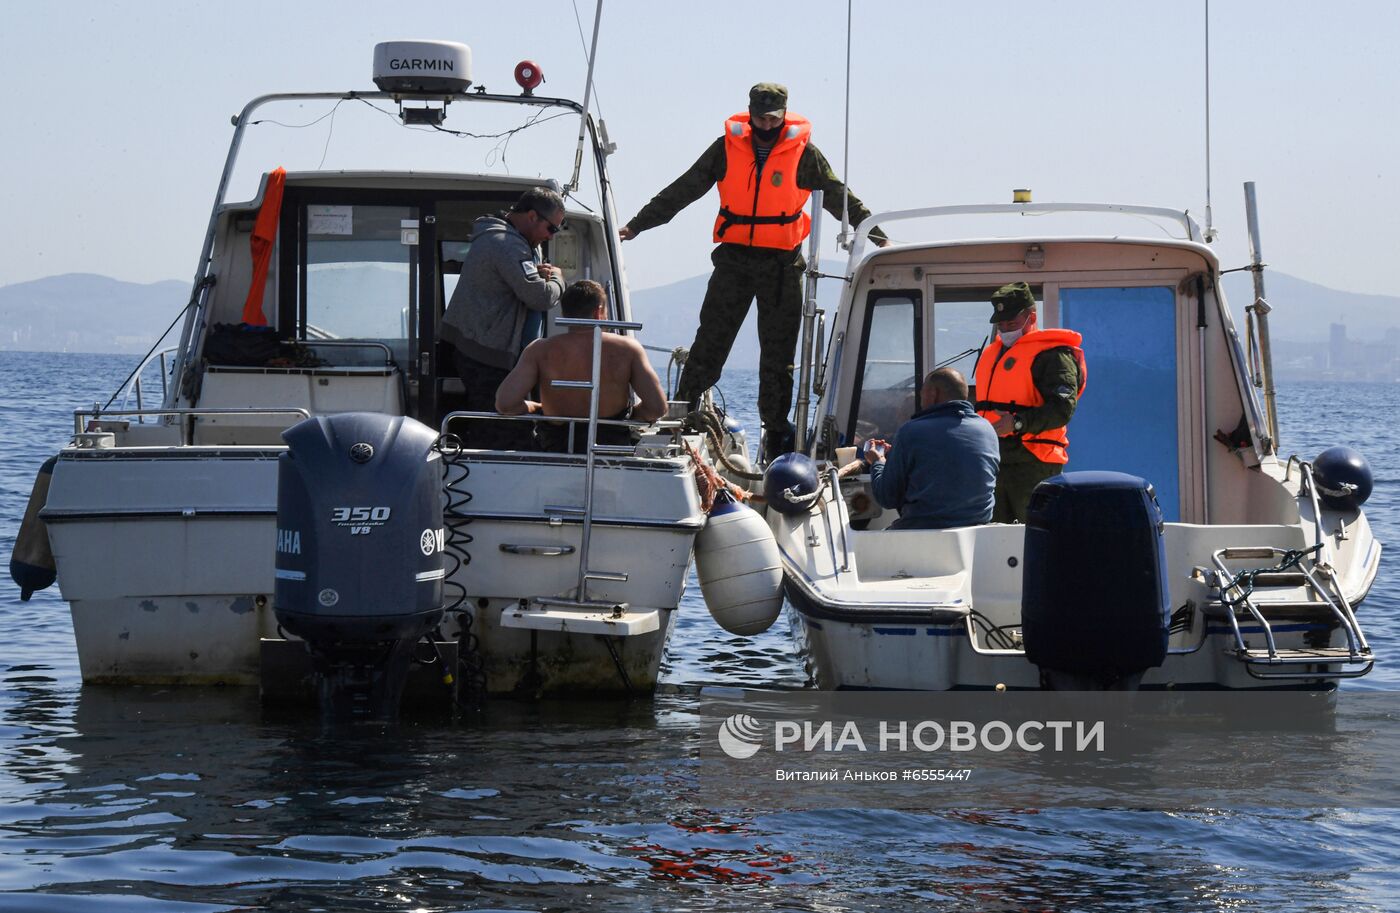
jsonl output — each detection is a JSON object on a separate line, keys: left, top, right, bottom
{"left": 1203, "top": 0, "right": 1217, "bottom": 242}
{"left": 567, "top": 0, "right": 604, "bottom": 192}
{"left": 837, "top": 0, "right": 854, "bottom": 251}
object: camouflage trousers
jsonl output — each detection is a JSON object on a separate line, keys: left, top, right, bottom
{"left": 992, "top": 457, "right": 1063, "bottom": 524}
{"left": 674, "top": 243, "right": 804, "bottom": 431}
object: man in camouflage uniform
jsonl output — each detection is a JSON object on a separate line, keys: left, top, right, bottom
{"left": 972, "top": 282, "right": 1086, "bottom": 523}
{"left": 619, "top": 82, "right": 886, "bottom": 460}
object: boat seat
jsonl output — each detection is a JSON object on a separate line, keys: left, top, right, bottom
{"left": 192, "top": 364, "right": 404, "bottom": 444}
{"left": 849, "top": 527, "right": 971, "bottom": 579}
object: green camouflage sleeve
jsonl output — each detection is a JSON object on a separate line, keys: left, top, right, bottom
{"left": 1020, "top": 347, "right": 1081, "bottom": 434}
{"left": 796, "top": 143, "right": 888, "bottom": 243}
{"left": 624, "top": 138, "right": 727, "bottom": 235}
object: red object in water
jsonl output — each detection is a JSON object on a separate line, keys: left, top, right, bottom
{"left": 240, "top": 167, "right": 286, "bottom": 326}
{"left": 514, "top": 60, "right": 544, "bottom": 94}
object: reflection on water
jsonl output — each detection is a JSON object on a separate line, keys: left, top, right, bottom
{"left": 6, "top": 682, "right": 1395, "bottom": 912}
{"left": 0, "top": 353, "right": 1396, "bottom": 910}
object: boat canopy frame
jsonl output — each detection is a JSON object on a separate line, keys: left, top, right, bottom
{"left": 845, "top": 202, "right": 1206, "bottom": 264}
{"left": 799, "top": 198, "right": 1274, "bottom": 480}
{"left": 167, "top": 89, "right": 629, "bottom": 411}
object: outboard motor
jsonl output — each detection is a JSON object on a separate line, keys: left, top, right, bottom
{"left": 1020, "top": 471, "right": 1169, "bottom": 690}
{"left": 275, "top": 413, "right": 444, "bottom": 718}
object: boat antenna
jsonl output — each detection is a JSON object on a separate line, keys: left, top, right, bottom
{"left": 566, "top": 0, "right": 604, "bottom": 193}
{"left": 837, "top": 0, "right": 854, "bottom": 250}
{"left": 1202, "top": 0, "right": 1217, "bottom": 242}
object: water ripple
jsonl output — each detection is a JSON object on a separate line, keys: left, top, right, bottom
{"left": 0, "top": 355, "right": 1394, "bottom": 910}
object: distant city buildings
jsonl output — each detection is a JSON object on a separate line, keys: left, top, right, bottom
{"left": 1273, "top": 323, "right": 1400, "bottom": 382}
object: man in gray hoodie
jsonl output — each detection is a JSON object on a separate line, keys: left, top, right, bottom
{"left": 440, "top": 186, "right": 566, "bottom": 446}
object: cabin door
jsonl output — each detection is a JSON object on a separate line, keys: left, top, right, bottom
{"left": 1059, "top": 285, "right": 1181, "bottom": 520}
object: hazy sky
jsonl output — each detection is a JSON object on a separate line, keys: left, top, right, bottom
{"left": 2, "top": 0, "right": 1396, "bottom": 295}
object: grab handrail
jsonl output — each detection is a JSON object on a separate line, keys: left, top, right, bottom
{"left": 1297, "top": 461, "right": 1333, "bottom": 569}
{"left": 439, "top": 410, "right": 650, "bottom": 438}
{"left": 75, "top": 407, "right": 311, "bottom": 446}
{"left": 828, "top": 467, "right": 852, "bottom": 574}
{"left": 118, "top": 345, "right": 180, "bottom": 415}
{"left": 300, "top": 339, "right": 395, "bottom": 365}
{"left": 848, "top": 202, "right": 1204, "bottom": 260}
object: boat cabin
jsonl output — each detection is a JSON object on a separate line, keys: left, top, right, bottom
{"left": 162, "top": 170, "right": 626, "bottom": 446}
{"left": 821, "top": 227, "right": 1284, "bottom": 526}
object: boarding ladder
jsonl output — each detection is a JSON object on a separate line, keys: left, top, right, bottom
{"left": 500, "top": 318, "right": 660, "bottom": 640}
{"left": 1208, "top": 464, "right": 1374, "bottom": 679}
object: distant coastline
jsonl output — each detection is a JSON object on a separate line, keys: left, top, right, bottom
{"left": 4, "top": 271, "right": 1397, "bottom": 382}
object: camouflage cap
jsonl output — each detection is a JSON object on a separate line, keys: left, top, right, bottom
{"left": 749, "top": 82, "right": 789, "bottom": 118}
{"left": 990, "top": 282, "right": 1036, "bottom": 323}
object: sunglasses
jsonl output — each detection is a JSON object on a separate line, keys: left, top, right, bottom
{"left": 537, "top": 211, "right": 566, "bottom": 235}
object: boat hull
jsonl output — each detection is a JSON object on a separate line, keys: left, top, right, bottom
{"left": 42, "top": 446, "right": 703, "bottom": 695}
{"left": 786, "top": 585, "right": 1369, "bottom": 691}
{"left": 772, "top": 482, "right": 1380, "bottom": 691}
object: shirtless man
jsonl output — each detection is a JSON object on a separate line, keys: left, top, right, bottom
{"left": 494, "top": 280, "right": 667, "bottom": 451}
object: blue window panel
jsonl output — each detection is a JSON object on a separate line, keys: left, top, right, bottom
{"left": 1059, "top": 286, "right": 1180, "bottom": 520}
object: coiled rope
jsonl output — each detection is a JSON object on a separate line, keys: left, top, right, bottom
{"left": 1219, "top": 544, "right": 1323, "bottom": 612}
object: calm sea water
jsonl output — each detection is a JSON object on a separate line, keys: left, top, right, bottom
{"left": 0, "top": 351, "right": 1396, "bottom": 912}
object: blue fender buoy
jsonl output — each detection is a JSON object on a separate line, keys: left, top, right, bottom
{"left": 1312, "top": 446, "right": 1373, "bottom": 511}
{"left": 763, "top": 453, "right": 821, "bottom": 516}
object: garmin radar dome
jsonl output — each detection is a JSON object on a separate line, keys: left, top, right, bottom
{"left": 372, "top": 40, "right": 473, "bottom": 93}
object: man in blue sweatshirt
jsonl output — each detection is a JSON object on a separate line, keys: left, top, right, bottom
{"left": 864, "top": 367, "right": 1000, "bottom": 529}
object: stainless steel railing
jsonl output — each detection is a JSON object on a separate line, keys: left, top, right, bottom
{"left": 74, "top": 407, "right": 311, "bottom": 445}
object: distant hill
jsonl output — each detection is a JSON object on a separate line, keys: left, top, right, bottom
{"left": 0, "top": 273, "right": 188, "bottom": 354}
{"left": 1218, "top": 271, "right": 1400, "bottom": 342}
{"left": 632, "top": 269, "right": 1400, "bottom": 375}
{"left": 3, "top": 268, "right": 1394, "bottom": 372}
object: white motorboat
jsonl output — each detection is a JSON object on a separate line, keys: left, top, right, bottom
{"left": 761, "top": 193, "right": 1380, "bottom": 690}
{"left": 10, "top": 41, "right": 731, "bottom": 702}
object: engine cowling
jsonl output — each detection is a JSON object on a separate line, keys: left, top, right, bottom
{"left": 274, "top": 413, "right": 445, "bottom": 716}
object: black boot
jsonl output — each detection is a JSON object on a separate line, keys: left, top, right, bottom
{"left": 761, "top": 420, "right": 796, "bottom": 464}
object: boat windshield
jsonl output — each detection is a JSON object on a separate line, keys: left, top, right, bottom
{"left": 304, "top": 203, "right": 416, "bottom": 365}
{"left": 848, "top": 291, "right": 921, "bottom": 445}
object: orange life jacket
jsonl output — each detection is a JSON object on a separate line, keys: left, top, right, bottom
{"left": 973, "top": 328, "right": 1087, "bottom": 465}
{"left": 241, "top": 167, "right": 286, "bottom": 326}
{"left": 713, "top": 113, "right": 812, "bottom": 249}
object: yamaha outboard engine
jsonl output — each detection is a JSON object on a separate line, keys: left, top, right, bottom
{"left": 275, "top": 413, "right": 444, "bottom": 718}
{"left": 1021, "top": 471, "right": 1169, "bottom": 690}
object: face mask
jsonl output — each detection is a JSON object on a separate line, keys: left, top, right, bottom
{"left": 752, "top": 122, "right": 783, "bottom": 143}
{"left": 998, "top": 311, "right": 1034, "bottom": 345}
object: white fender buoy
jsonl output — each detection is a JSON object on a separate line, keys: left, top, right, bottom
{"left": 694, "top": 495, "right": 784, "bottom": 635}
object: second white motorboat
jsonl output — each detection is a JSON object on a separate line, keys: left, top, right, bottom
{"left": 755, "top": 191, "right": 1379, "bottom": 690}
